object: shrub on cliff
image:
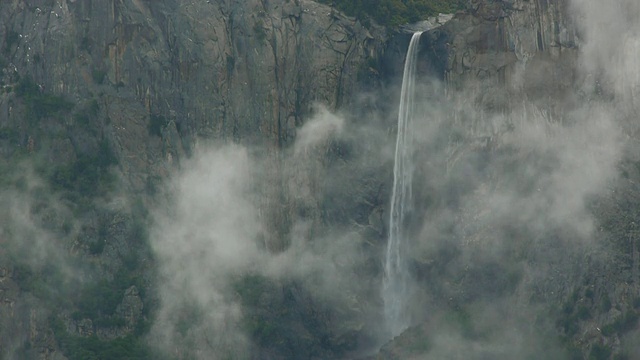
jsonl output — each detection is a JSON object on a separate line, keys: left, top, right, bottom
{"left": 318, "top": 0, "right": 465, "bottom": 26}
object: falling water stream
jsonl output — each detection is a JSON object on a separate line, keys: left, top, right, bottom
{"left": 383, "top": 31, "right": 423, "bottom": 337}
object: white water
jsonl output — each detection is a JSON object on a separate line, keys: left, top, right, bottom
{"left": 383, "top": 31, "right": 423, "bottom": 337}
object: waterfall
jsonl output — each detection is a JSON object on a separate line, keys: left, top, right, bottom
{"left": 383, "top": 31, "right": 423, "bottom": 337}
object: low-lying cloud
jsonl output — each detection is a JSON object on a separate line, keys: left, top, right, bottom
{"left": 146, "top": 0, "right": 640, "bottom": 358}
{"left": 148, "top": 107, "right": 380, "bottom": 358}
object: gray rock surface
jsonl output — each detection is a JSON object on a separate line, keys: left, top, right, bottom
{"left": 0, "top": 0, "right": 387, "bottom": 358}
{"left": 0, "top": 0, "right": 638, "bottom": 359}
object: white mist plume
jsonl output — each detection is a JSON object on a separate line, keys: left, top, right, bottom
{"left": 395, "top": 0, "right": 633, "bottom": 357}
{"left": 0, "top": 166, "right": 88, "bottom": 358}
{"left": 294, "top": 104, "right": 344, "bottom": 156}
{"left": 0, "top": 167, "right": 75, "bottom": 277}
{"left": 149, "top": 145, "right": 259, "bottom": 358}
{"left": 573, "top": 0, "right": 640, "bottom": 101}
{"left": 488, "top": 105, "right": 620, "bottom": 239}
{"left": 148, "top": 106, "right": 371, "bottom": 358}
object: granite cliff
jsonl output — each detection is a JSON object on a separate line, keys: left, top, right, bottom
{"left": 0, "top": 0, "right": 639, "bottom": 359}
{"left": 0, "top": 0, "right": 386, "bottom": 358}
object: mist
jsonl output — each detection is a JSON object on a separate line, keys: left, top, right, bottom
{"left": 387, "top": 0, "right": 637, "bottom": 357}
{"left": 0, "top": 162, "right": 106, "bottom": 357}
{"left": 132, "top": 0, "right": 640, "bottom": 358}
{"left": 147, "top": 107, "right": 388, "bottom": 358}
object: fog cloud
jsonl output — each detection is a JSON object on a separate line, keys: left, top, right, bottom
{"left": 388, "top": 0, "right": 635, "bottom": 356}
{"left": 148, "top": 108, "right": 378, "bottom": 358}
{"left": 146, "top": 0, "right": 640, "bottom": 358}
{"left": 149, "top": 145, "right": 258, "bottom": 358}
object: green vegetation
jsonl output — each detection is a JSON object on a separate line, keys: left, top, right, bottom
{"left": 226, "top": 54, "right": 235, "bottom": 76}
{"left": 79, "top": 36, "right": 92, "bottom": 52}
{"left": 87, "top": 239, "right": 109, "bottom": 257}
{"left": 234, "top": 274, "right": 282, "bottom": 345}
{"left": 92, "top": 69, "right": 107, "bottom": 85}
{"left": 317, "top": 0, "right": 466, "bottom": 27}
{"left": 600, "top": 296, "right": 612, "bottom": 312}
{"left": 128, "top": 218, "right": 150, "bottom": 250}
{"left": 73, "top": 99, "right": 100, "bottom": 130}
{"left": 601, "top": 311, "right": 639, "bottom": 337}
{"left": 12, "top": 262, "right": 66, "bottom": 303}
{"left": 51, "top": 317, "right": 152, "bottom": 360}
{"left": 442, "top": 307, "right": 477, "bottom": 339}
{"left": 15, "top": 76, "right": 74, "bottom": 121}
{"left": 73, "top": 268, "right": 145, "bottom": 323}
{"left": 8, "top": 241, "right": 75, "bottom": 307}
{"left": 234, "top": 274, "right": 356, "bottom": 357}
{"left": 357, "top": 56, "right": 381, "bottom": 84}
{"left": 3, "top": 30, "right": 20, "bottom": 55}
{"left": 49, "top": 139, "right": 118, "bottom": 198}
{"left": 0, "top": 127, "right": 20, "bottom": 143}
{"left": 88, "top": 225, "right": 107, "bottom": 255}
{"left": 148, "top": 114, "right": 168, "bottom": 137}
{"left": 55, "top": 208, "right": 156, "bottom": 358}
{"left": 144, "top": 175, "right": 162, "bottom": 196}
{"left": 575, "top": 304, "right": 591, "bottom": 320}
{"left": 557, "top": 290, "right": 583, "bottom": 337}
{"left": 254, "top": 20, "right": 268, "bottom": 43}
{"left": 589, "top": 343, "right": 612, "bottom": 360}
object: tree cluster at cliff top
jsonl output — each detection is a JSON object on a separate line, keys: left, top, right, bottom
{"left": 318, "top": 0, "right": 466, "bottom": 26}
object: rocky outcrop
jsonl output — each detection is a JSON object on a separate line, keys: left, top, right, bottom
{"left": 425, "top": 0, "right": 578, "bottom": 123}
{"left": 0, "top": 0, "right": 387, "bottom": 358}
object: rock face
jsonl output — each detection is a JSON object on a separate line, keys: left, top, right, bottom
{"left": 0, "top": 0, "right": 386, "bottom": 358}
{"left": 444, "top": 0, "right": 577, "bottom": 118}
{"left": 0, "top": 0, "right": 384, "bottom": 186}
{"left": 1, "top": 0, "right": 639, "bottom": 359}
